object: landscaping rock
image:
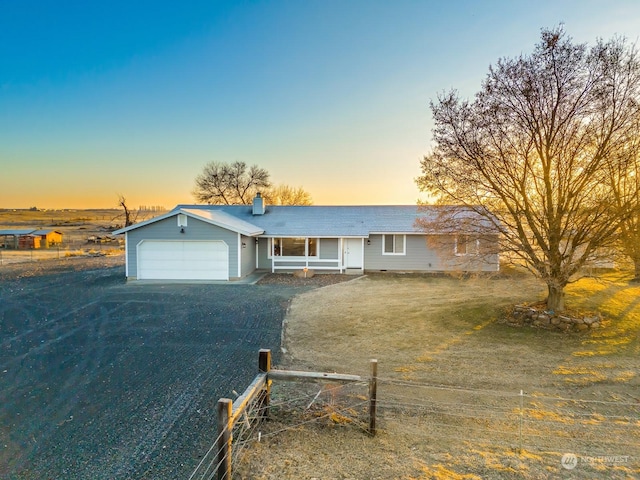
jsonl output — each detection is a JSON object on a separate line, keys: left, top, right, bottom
{"left": 537, "top": 314, "right": 551, "bottom": 324}
{"left": 505, "top": 305, "right": 604, "bottom": 333}
{"left": 583, "top": 316, "right": 599, "bottom": 325}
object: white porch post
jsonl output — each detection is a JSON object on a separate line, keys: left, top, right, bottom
{"left": 271, "top": 239, "right": 275, "bottom": 273}
{"left": 339, "top": 238, "right": 344, "bottom": 273}
{"left": 361, "top": 237, "right": 365, "bottom": 273}
{"left": 305, "top": 238, "right": 309, "bottom": 268}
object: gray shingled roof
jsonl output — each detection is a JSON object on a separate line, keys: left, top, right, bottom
{"left": 180, "top": 208, "right": 264, "bottom": 236}
{"left": 171, "top": 204, "right": 495, "bottom": 237}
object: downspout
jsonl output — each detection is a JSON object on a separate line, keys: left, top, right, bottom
{"left": 237, "top": 233, "right": 242, "bottom": 278}
{"left": 124, "top": 232, "right": 129, "bottom": 278}
{"left": 255, "top": 237, "right": 259, "bottom": 270}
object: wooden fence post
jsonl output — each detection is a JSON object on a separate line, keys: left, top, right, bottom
{"left": 217, "top": 398, "right": 232, "bottom": 480}
{"left": 258, "top": 349, "right": 271, "bottom": 421}
{"left": 368, "top": 359, "right": 378, "bottom": 436}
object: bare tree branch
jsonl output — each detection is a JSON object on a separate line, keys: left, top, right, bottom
{"left": 416, "top": 27, "right": 640, "bottom": 311}
{"left": 264, "top": 184, "right": 313, "bottom": 205}
{"left": 192, "top": 161, "right": 272, "bottom": 205}
{"left": 116, "top": 194, "right": 138, "bottom": 227}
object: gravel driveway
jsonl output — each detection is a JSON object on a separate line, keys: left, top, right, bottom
{"left": 0, "top": 260, "right": 307, "bottom": 479}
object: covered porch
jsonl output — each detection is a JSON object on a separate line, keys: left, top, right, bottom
{"left": 257, "top": 236, "right": 366, "bottom": 273}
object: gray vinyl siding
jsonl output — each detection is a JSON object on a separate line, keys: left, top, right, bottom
{"left": 319, "top": 238, "right": 339, "bottom": 259}
{"left": 125, "top": 215, "right": 239, "bottom": 279}
{"left": 257, "top": 238, "right": 270, "bottom": 269}
{"left": 364, "top": 234, "right": 498, "bottom": 272}
{"left": 240, "top": 234, "right": 256, "bottom": 277}
{"left": 365, "top": 234, "right": 443, "bottom": 271}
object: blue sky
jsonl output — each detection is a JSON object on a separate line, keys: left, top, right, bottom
{"left": 2, "top": 1, "right": 640, "bottom": 208}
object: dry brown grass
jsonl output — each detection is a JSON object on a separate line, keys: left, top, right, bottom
{"left": 0, "top": 208, "right": 165, "bottom": 252}
{"left": 235, "top": 272, "right": 640, "bottom": 479}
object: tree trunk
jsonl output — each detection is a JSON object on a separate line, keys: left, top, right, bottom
{"left": 633, "top": 258, "right": 640, "bottom": 283}
{"left": 546, "top": 283, "right": 566, "bottom": 313}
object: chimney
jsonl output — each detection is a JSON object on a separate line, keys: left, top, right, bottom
{"left": 252, "top": 192, "right": 265, "bottom": 215}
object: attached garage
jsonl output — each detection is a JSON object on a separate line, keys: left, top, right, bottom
{"left": 137, "top": 240, "right": 229, "bottom": 280}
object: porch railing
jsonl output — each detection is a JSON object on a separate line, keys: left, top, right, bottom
{"left": 271, "top": 257, "right": 343, "bottom": 273}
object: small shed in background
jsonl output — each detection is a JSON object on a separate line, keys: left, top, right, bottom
{"left": 31, "top": 229, "right": 63, "bottom": 248}
{"left": 0, "top": 229, "right": 37, "bottom": 249}
{"left": 0, "top": 229, "right": 63, "bottom": 249}
{"left": 18, "top": 235, "right": 41, "bottom": 249}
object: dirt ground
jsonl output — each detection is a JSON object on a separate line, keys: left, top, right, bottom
{"left": 0, "top": 255, "right": 322, "bottom": 480}
{"left": 236, "top": 272, "right": 640, "bottom": 479}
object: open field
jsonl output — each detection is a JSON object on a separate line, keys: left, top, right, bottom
{"left": 0, "top": 208, "right": 165, "bottom": 255}
{"left": 237, "top": 271, "right": 640, "bottom": 479}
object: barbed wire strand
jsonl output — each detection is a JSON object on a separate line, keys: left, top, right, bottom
{"left": 378, "top": 396, "right": 638, "bottom": 422}
{"left": 187, "top": 427, "right": 226, "bottom": 480}
{"left": 377, "top": 377, "right": 640, "bottom": 407}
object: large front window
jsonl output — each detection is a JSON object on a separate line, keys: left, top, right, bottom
{"left": 272, "top": 238, "right": 318, "bottom": 257}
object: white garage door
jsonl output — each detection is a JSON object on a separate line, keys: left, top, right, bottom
{"left": 138, "top": 241, "right": 229, "bottom": 280}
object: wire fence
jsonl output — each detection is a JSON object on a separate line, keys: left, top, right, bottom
{"left": 0, "top": 238, "right": 124, "bottom": 265}
{"left": 190, "top": 372, "right": 639, "bottom": 479}
{"left": 376, "top": 377, "right": 639, "bottom": 456}
{"left": 188, "top": 380, "right": 372, "bottom": 480}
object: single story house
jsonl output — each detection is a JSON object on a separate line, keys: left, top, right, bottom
{"left": 113, "top": 195, "right": 500, "bottom": 281}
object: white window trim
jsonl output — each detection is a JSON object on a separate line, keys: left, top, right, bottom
{"left": 268, "top": 237, "right": 320, "bottom": 259}
{"left": 382, "top": 234, "right": 406, "bottom": 256}
{"left": 454, "top": 235, "right": 480, "bottom": 256}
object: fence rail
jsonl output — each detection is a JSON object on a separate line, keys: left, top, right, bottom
{"left": 189, "top": 349, "right": 377, "bottom": 480}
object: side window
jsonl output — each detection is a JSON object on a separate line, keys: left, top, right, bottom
{"left": 382, "top": 235, "right": 406, "bottom": 255}
{"left": 455, "top": 235, "right": 479, "bottom": 256}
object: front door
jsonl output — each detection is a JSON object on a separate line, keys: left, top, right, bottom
{"left": 343, "top": 238, "right": 363, "bottom": 269}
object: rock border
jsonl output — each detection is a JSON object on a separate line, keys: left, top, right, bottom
{"left": 506, "top": 305, "right": 602, "bottom": 332}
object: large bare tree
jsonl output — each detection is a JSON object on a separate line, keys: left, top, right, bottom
{"left": 193, "top": 161, "right": 272, "bottom": 205}
{"left": 416, "top": 28, "right": 640, "bottom": 312}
